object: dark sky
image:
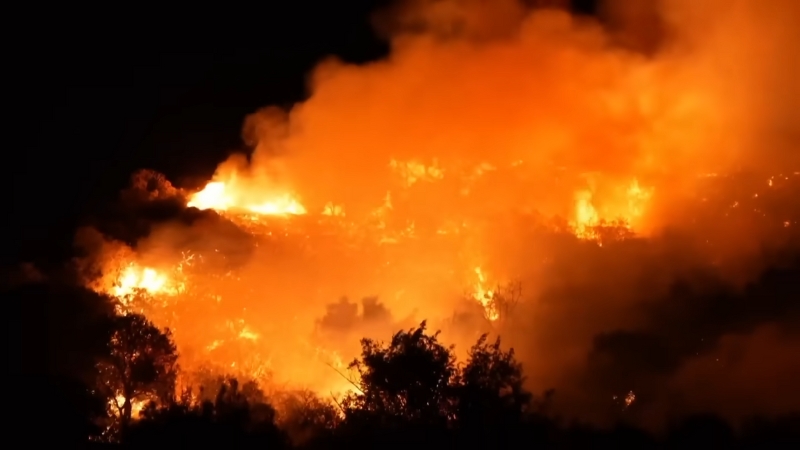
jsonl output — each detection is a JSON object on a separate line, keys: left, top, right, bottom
{"left": 11, "top": 2, "right": 393, "bottom": 266}
{"left": 9, "top": 1, "right": 597, "bottom": 267}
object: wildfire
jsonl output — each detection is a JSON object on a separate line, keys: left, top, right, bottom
{"left": 313, "top": 347, "right": 354, "bottom": 394}
{"left": 110, "top": 395, "right": 148, "bottom": 418}
{"left": 626, "top": 179, "right": 652, "bottom": 218}
{"left": 389, "top": 158, "right": 444, "bottom": 187}
{"left": 187, "top": 181, "right": 307, "bottom": 216}
{"left": 570, "top": 178, "right": 654, "bottom": 242}
{"left": 322, "top": 202, "right": 345, "bottom": 217}
{"left": 81, "top": 166, "right": 800, "bottom": 414}
{"left": 572, "top": 189, "right": 600, "bottom": 240}
{"left": 111, "top": 264, "right": 181, "bottom": 298}
{"left": 67, "top": 0, "right": 800, "bottom": 429}
{"left": 92, "top": 167, "right": 662, "bottom": 402}
{"left": 473, "top": 267, "right": 499, "bottom": 321}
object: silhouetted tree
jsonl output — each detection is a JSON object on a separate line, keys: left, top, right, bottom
{"left": 455, "top": 335, "right": 532, "bottom": 427}
{"left": 274, "top": 389, "right": 341, "bottom": 445}
{"left": 95, "top": 313, "right": 178, "bottom": 435}
{"left": 127, "top": 378, "right": 287, "bottom": 447}
{"left": 342, "top": 321, "right": 457, "bottom": 429}
{"left": 212, "top": 378, "right": 278, "bottom": 431}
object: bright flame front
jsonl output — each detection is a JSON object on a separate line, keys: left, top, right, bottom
{"left": 188, "top": 181, "right": 307, "bottom": 216}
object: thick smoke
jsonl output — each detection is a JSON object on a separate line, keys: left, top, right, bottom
{"left": 86, "top": 0, "right": 800, "bottom": 428}
{"left": 232, "top": 0, "right": 798, "bottom": 219}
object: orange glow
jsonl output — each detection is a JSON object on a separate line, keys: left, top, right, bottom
{"left": 188, "top": 181, "right": 306, "bottom": 216}
{"left": 111, "top": 264, "right": 179, "bottom": 297}
{"left": 472, "top": 267, "right": 499, "bottom": 321}
{"left": 79, "top": 0, "right": 800, "bottom": 422}
{"left": 571, "top": 189, "right": 600, "bottom": 240}
{"left": 110, "top": 394, "right": 148, "bottom": 419}
{"left": 570, "top": 178, "right": 654, "bottom": 242}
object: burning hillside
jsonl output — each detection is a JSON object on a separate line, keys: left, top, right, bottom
{"left": 75, "top": 0, "right": 800, "bottom": 427}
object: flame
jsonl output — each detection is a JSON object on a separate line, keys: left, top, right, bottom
{"left": 389, "top": 158, "right": 445, "bottom": 187}
{"left": 187, "top": 181, "right": 231, "bottom": 210}
{"left": 84, "top": 168, "right": 800, "bottom": 405}
{"left": 626, "top": 179, "right": 652, "bottom": 218}
{"left": 322, "top": 202, "right": 345, "bottom": 217}
{"left": 111, "top": 264, "right": 179, "bottom": 297}
{"left": 110, "top": 394, "right": 148, "bottom": 419}
{"left": 473, "top": 267, "right": 499, "bottom": 321}
{"left": 95, "top": 170, "right": 661, "bottom": 397}
{"left": 188, "top": 181, "right": 306, "bottom": 216}
{"left": 572, "top": 189, "right": 600, "bottom": 240}
{"left": 570, "top": 178, "right": 654, "bottom": 242}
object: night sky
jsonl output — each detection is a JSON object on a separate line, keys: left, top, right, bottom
{"left": 12, "top": 2, "right": 389, "bottom": 266}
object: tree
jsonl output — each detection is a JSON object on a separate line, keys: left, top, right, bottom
{"left": 10, "top": 281, "right": 115, "bottom": 443}
{"left": 126, "top": 378, "right": 287, "bottom": 447}
{"left": 342, "top": 321, "right": 457, "bottom": 429}
{"left": 273, "top": 389, "right": 341, "bottom": 445}
{"left": 95, "top": 313, "right": 178, "bottom": 435}
{"left": 454, "top": 335, "right": 533, "bottom": 446}
{"left": 338, "top": 321, "right": 546, "bottom": 446}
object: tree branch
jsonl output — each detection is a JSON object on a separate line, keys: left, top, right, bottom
{"left": 324, "top": 361, "right": 364, "bottom": 394}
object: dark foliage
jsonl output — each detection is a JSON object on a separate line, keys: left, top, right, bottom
{"left": 273, "top": 389, "right": 342, "bottom": 445}
{"left": 96, "top": 313, "right": 179, "bottom": 435}
{"left": 454, "top": 334, "right": 533, "bottom": 446}
{"left": 126, "top": 379, "right": 288, "bottom": 447}
{"left": 342, "top": 322, "right": 457, "bottom": 427}
{"left": 9, "top": 280, "right": 800, "bottom": 447}
{"left": 330, "top": 322, "right": 547, "bottom": 446}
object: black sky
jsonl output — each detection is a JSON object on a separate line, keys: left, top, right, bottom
{"left": 12, "top": 2, "right": 392, "bottom": 266}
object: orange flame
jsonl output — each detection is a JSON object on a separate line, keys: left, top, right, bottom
{"left": 111, "top": 264, "right": 181, "bottom": 297}
{"left": 473, "top": 267, "right": 499, "bottom": 321}
{"left": 188, "top": 181, "right": 306, "bottom": 216}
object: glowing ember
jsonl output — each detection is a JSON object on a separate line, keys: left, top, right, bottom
{"left": 624, "top": 390, "right": 636, "bottom": 408}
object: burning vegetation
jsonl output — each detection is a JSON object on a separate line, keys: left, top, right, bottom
{"left": 23, "top": 0, "right": 800, "bottom": 442}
